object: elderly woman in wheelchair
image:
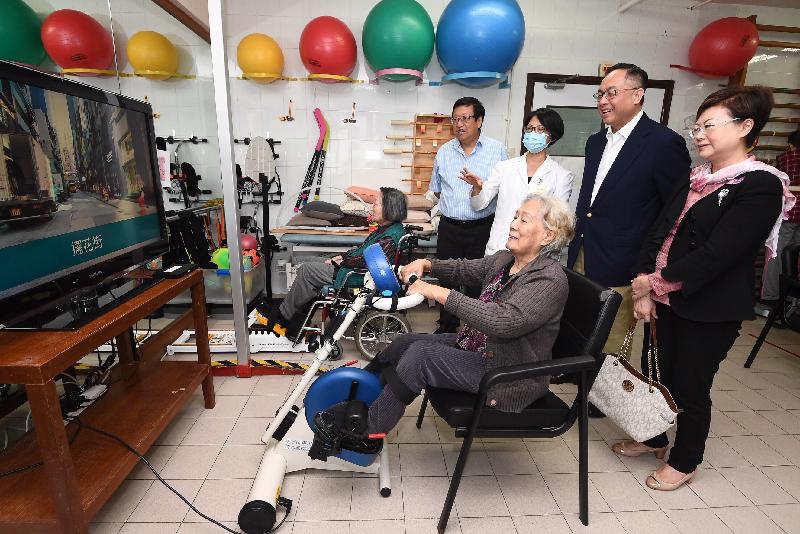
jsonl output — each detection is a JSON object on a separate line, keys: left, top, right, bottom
{"left": 315, "top": 194, "right": 575, "bottom": 443}
{"left": 258, "top": 187, "right": 408, "bottom": 339}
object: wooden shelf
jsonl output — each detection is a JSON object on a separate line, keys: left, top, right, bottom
{"left": 0, "top": 270, "right": 213, "bottom": 533}
{"left": 0, "top": 361, "right": 209, "bottom": 533}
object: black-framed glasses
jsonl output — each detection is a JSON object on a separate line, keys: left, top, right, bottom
{"left": 524, "top": 125, "right": 548, "bottom": 134}
{"left": 686, "top": 118, "right": 742, "bottom": 139}
{"left": 592, "top": 87, "right": 642, "bottom": 102}
{"left": 450, "top": 115, "right": 476, "bottom": 124}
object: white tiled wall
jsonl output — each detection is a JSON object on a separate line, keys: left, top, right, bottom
{"left": 219, "top": 0, "right": 800, "bottom": 229}
{"left": 19, "top": 0, "right": 800, "bottom": 226}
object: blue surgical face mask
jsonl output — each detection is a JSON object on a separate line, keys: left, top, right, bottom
{"left": 523, "top": 131, "right": 548, "bottom": 154}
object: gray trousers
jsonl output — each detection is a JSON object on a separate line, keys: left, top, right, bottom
{"left": 367, "top": 333, "right": 488, "bottom": 434}
{"left": 762, "top": 221, "right": 800, "bottom": 301}
{"left": 279, "top": 262, "right": 334, "bottom": 319}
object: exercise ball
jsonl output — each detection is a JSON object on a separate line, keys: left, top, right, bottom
{"left": 127, "top": 31, "right": 179, "bottom": 80}
{"left": 299, "top": 16, "right": 357, "bottom": 82}
{"left": 688, "top": 18, "right": 759, "bottom": 78}
{"left": 435, "top": 0, "right": 525, "bottom": 88}
{"left": 240, "top": 233, "right": 258, "bottom": 251}
{"left": 41, "top": 10, "right": 115, "bottom": 73}
{"left": 0, "top": 0, "right": 46, "bottom": 65}
{"left": 362, "top": 0, "right": 434, "bottom": 82}
{"left": 237, "top": 33, "right": 284, "bottom": 83}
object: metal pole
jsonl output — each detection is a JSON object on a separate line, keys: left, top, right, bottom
{"left": 208, "top": 0, "right": 250, "bottom": 373}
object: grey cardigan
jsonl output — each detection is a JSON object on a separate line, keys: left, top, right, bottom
{"left": 431, "top": 251, "right": 568, "bottom": 412}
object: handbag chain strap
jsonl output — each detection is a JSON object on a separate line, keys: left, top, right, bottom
{"left": 615, "top": 320, "right": 637, "bottom": 362}
{"left": 646, "top": 320, "right": 661, "bottom": 392}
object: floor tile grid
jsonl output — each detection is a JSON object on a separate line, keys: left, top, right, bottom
{"left": 92, "top": 314, "right": 800, "bottom": 533}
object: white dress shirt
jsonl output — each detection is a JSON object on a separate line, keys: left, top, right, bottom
{"left": 590, "top": 109, "right": 644, "bottom": 205}
{"left": 471, "top": 155, "right": 574, "bottom": 255}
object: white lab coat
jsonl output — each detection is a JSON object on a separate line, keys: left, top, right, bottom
{"left": 471, "top": 154, "right": 574, "bottom": 256}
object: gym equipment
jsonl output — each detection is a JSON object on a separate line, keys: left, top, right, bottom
{"left": 240, "top": 233, "right": 258, "bottom": 251}
{"left": 0, "top": 0, "right": 46, "bottom": 65}
{"left": 238, "top": 33, "right": 284, "bottom": 83}
{"left": 435, "top": 0, "right": 525, "bottom": 88}
{"left": 41, "top": 10, "right": 115, "bottom": 74}
{"left": 126, "top": 31, "right": 179, "bottom": 80}
{"left": 238, "top": 246, "right": 425, "bottom": 534}
{"left": 299, "top": 16, "right": 357, "bottom": 83}
{"left": 362, "top": 0, "right": 434, "bottom": 83}
{"left": 293, "top": 109, "right": 329, "bottom": 212}
{"left": 687, "top": 17, "right": 759, "bottom": 78}
{"left": 211, "top": 247, "right": 230, "bottom": 269}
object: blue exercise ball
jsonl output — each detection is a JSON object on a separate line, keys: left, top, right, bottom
{"left": 435, "top": 0, "right": 525, "bottom": 88}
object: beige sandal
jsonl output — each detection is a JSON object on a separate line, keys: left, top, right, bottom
{"left": 611, "top": 440, "right": 668, "bottom": 459}
{"left": 646, "top": 470, "right": 695, "bottom": 491}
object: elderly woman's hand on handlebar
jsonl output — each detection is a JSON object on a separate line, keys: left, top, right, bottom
{"left": 407, "top": 278, "right": 451, "bottom": 306}
{"left": 401, "top": 259, "right": 431, "bottom": 284}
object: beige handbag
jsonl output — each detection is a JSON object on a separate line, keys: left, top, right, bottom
{"left": 588, "top": 321, "right": 680, "bottom": 442}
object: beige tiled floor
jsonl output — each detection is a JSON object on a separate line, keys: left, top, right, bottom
{"left": 86, "top": 311, "right": 800, "bottom": 533}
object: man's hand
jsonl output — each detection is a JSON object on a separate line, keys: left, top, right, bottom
{"left": 634, "top": 295, "right": 658, "bottom": 322}
{"left": 632, "top": 274, "right": 652, "bottom": 300}
{"left": 458, "top": 167, "right": 483, "bottom": 195}
{"left": 325, "top": 255, "right": 343, "bottom": 266}
{"left": 401, "top": 259, "right": 430, "bottom": 283}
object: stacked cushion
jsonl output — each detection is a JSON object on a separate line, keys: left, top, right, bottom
{"left": 300, "top": 200, "right": 344, "bottom": 221}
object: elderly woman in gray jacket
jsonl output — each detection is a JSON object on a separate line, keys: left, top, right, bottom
{"left": 363, "top": 194, "right": 575, "bottom": 435}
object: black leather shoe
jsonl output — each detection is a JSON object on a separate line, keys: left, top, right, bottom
{"left": 588, "top": 402, "right": 606, "bottom": 418}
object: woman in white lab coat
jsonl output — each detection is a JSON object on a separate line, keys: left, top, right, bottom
{"left": 460, "top": 108, "right": 574, "bottom": 256}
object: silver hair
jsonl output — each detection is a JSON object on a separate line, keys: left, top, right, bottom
{"left": 523, "top": 193, "right": 576, "bottom": 258}
{"left": 379, "top": 187, "right": 408, "bottom": 223}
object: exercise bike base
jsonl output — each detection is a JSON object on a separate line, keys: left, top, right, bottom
{"left": 238, "top": 499, "right": 276, "bottom": 534}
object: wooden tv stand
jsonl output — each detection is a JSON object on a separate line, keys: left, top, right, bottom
{"left": 0, "top": 269, "right": 215, "bottom": 534}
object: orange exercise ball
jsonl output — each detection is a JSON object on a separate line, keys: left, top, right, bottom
{"left": 299, "top": 16, "right": 357, "bottom": 82}
{"left": 689, "top": 17, "right": 759, "bottom": 78}
{"left": 41, "top": 10, "right": 115, "bottom": 73}
{"left": 237, "top": 33, "right": 284, "bottom": 84}
{"left": 127, "top": 31, "right": 179, "bottom": 80}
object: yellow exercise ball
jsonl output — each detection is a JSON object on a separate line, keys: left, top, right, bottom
{"left": 237, "top": 33, "right": 284, "bottom": 84}
{"left": 127, "top": 31, "right": 179, "bottom": 80}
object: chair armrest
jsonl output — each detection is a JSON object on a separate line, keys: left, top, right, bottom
{"left": 479, "top": 355, "right": 598, "bottom": 393}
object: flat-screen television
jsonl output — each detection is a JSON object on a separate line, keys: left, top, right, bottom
{"left": 0, "top": 61, "right": 169, "bottom": 328}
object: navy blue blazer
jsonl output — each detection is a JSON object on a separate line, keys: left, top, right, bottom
{"left": 567, "top": 113, "right": 691, "bottom": 287}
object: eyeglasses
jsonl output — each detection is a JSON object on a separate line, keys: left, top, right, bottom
{"left": 450, "top": 115, "right": 476, "bottom": 124}
{"left": 592, "top": 87, "right": 642, "bottom": 102}
{"left": 524, "top": 125, "right": 548, "bottom": 134}
{"left": 686, "top": 118, "right": 742, "bottom": 139}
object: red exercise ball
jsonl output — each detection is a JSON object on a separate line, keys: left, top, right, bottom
{"left": 299, "top": 16, "right": 357, "bottom": 82}
{"left": 240, "top": 233, "right": 258, "bottom": 251}
{"left": 41, "top": 10, "right": 115, "bottom": 73}
{"left": 689, "top": 17, "right": 759, "bottom": 78}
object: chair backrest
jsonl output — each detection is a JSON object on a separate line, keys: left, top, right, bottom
{"left": 551, "top": 268, "right": 622, "bottom": 365}
{"left": 781, "top": 243, "right": 800, "bottom": 281}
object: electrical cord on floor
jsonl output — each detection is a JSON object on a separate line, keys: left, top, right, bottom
{"left": 73, "top": 417, "right": 292, "bottom": 533}
{"left": 0, "top": 422, "right": 83, "bottom": 479}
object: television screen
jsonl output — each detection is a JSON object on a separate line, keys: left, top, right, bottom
{"left": 0, "top": 62, "right": 167, "bottom": 311}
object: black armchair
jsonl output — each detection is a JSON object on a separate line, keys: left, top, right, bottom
{"left": 415, "top": 268, "right": 621, "bottom": 533}
{"left": 746, "top": 243, "right": 800, "bottom": 368}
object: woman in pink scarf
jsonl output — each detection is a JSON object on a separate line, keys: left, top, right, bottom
{"left": 611, "top": 86, "right": 795, "bottom": 491}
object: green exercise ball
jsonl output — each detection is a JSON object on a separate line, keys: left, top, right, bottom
{"left": 0, "top": 0, "right": 46, "bottom": 65}
{"left": 362, "top": 0, "right": 434, "bottom": 82}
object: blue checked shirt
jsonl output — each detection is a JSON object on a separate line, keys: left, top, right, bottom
{"left": 430, "top": 134, "right": 508, "bottom": 220}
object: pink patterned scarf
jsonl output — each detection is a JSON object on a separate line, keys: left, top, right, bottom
{"left": 690, "top": 156, "right": 796, "bottom": 260}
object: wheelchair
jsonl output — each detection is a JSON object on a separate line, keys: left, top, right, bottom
{"left": 290, "top": 226, "right": 429, "bottom": 360}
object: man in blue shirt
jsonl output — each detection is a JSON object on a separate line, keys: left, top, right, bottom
{"left": 430, "top": 97, "right": 508, "bottom": 332}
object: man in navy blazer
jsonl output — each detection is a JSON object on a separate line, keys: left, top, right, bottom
{"left": 567, "top": 63, "right": 690, "bottom": 356}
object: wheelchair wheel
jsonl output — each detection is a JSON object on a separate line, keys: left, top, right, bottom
{"left": 354, "top": 311, "right": 412, "bottom": 360}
